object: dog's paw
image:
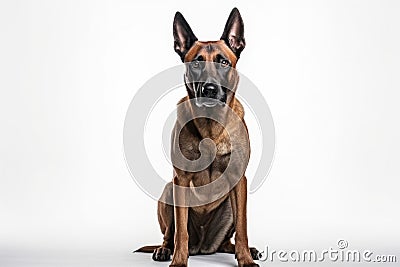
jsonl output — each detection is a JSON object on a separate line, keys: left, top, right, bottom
{"left": 250, "top": 247, "right": 261, "bottom": 260}
{"left": 152, "top": 247, "right": 172, "bottom": 261}
{"left": 169, "top": 265, "right": 187, "bottom": 267}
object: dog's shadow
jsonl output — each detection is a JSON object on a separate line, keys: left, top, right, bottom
{"left": 188, "top": 253, "right": 237, "bottom": 267}
{"left": 132, "top": 251, "right": 238, "bottom": 267}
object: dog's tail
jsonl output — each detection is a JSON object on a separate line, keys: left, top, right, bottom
{"left": 134, "top": 245, "right": 160, "bottom": 253}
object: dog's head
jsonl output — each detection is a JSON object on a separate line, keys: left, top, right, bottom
{"left": 173, "top": 8, "right": 245, "bottom": 108}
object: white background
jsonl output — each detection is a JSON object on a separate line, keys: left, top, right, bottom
{"left": 0, "top": 0, "right": 399, "bottom": 266}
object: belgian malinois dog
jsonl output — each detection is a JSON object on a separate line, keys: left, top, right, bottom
{"left": 136, "top": 8, "right": 260, "bottom": 267}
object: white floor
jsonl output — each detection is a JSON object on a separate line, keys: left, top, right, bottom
{"left": 0, "top": 250, "right": 240, "bottom": 267}
{"left": 1, "top": 248, "right": 397, "bottom": 267}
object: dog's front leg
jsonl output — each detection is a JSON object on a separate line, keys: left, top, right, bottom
{"left": 233, "top": 176, "right": 259, "bottom": 267}
{"left": 170, "top": 175, "right": 190, "bottom": 267}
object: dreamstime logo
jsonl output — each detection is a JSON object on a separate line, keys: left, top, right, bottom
{"left": 123, "top": 63, "right": 275, "bottom": 206}
{"left": 259, "top": 240, "right": 397, "bottom": 263}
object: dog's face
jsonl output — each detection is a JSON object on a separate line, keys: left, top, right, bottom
{"left": 173, "top": 8, "right": 246, "bottom": 108}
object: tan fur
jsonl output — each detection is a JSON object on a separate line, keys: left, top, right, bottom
{"left": 145, "top": 9, "right": 259, "bottom": 267}
{"left": 158, "top": 41, "right": 257, "bottom": 267}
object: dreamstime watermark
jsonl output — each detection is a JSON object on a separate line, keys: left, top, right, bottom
{"left": 259, "top": 240, "right": 397, "bottom": 263}
{"left": 123, "top": 63, "right": 275, "bottom": 206}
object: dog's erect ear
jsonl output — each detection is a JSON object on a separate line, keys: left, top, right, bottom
{"left": 220, "top": 8, "right": 246, "bottom": 59}
{"left": 173, "top": 12, "right": 198, "bottom": 62}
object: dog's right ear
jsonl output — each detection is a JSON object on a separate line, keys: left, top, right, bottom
{"left": 173, "top": 12, "right": 198, "bottom": 62}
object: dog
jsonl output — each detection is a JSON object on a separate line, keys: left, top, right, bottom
{"left": 136, "top": 8, "right": 260, "bottom": 267}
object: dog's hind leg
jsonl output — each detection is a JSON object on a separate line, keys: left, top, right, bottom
{"left": 153, "top": 182, "right": 175, "bottom": 261}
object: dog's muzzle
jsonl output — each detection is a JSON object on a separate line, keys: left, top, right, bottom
{"left": 195, "top": 82, "right": 226, "bottom": 108}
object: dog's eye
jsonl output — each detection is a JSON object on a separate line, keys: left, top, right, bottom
{"left": 220, "top": 59, "right": 230, "bottom": 67}
{"left": 191, "top": 61, "right": 200, "bottom": 69}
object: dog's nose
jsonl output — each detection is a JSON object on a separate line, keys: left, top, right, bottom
{"left": 202, "top": 83, "right": 218, "bottom": 98}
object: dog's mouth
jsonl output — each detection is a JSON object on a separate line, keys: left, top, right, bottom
{"left": 195, "top": 97, "right": 225, "bottom": 108}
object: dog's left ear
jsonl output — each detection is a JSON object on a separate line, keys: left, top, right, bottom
{"left": 173, "top": 12, "right": 198, "bottom": 62}
{"left": 220, "top": 8, "right": 246, "bottom": 59}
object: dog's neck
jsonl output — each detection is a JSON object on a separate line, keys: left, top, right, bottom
{"left": 176, "top": 96, "right": 244, "bottom": 141}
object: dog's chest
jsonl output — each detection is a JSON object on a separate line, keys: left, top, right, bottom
{"left": 181, "top": 138, "right": 231, "bottom": 167}
{"left": 215, "top": 141, "right": 231, "bottom": 156}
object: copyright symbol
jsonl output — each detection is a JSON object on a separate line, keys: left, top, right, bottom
{"left": 337, "top": 239, "right": 348, "bottom": 249}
